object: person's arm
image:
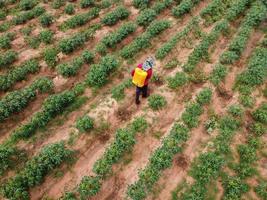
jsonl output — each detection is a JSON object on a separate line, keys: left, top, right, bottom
{"left": 131, "top": 69, "right": 135, "bottom": 76}
{"left": 146, "top": 69, "right": 152, "bottom": 80}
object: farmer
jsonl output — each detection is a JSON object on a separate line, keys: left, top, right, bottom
{"left": 131, "top": 56, "right": 155, "bottom": 105}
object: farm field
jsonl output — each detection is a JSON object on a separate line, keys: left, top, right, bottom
{"left": 0, "top": 0, "right": 266, "bottom": 200}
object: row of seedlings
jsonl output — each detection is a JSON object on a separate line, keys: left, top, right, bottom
{"left": 60, "top": 117, "right": 148, "bottom": 199}
{"left": 127, "top": 88, "right": 213, "bottom": 200}
{"left": 210, "top": 0, "right": 266, "bottom": 87}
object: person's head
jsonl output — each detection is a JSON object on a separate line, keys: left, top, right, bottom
{"left": 142, "top": 56, "right": 155, "bottom": 71}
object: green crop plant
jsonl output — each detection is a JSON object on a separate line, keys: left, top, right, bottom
{"left": 63, "top": 8, "right": 100, "bottom": 29}
{"left": 2, "top": 142, "right": 73, "bottom": 200}
{"left": 76, "top": 115, "right": 94, "bottom": 133}
{"left": 65, "top": 3, "right": 75, "bottom": 15}
{"left": 148, "top": 94, "right": 167, "bottom": 110}
{"left": 19, "top": 0, "right": 37, "bottom": 10}
{"left": 151, "top": 0, "right": 173, "bottom": 14}
{"left": 111, "top": 78, "right": 132, "bottom": 101}
{"left": 255, "top": 182, "right": 267, "bottom": 200}
{"left": 210, "top": 64, "right": 228, "bottom": 85}
{"left": 133, "top": 0, "right": 150, "bottom": 9}
{"left": 101, "top": 22, "right": 137, "bottom": 48}
{"left": 0, "top": 59, "right": 40, "bottom": 91}
{"left": 86, "top": 55, "right": 119, "bottom": 87}
{"left": 227, "top": 104, "right": 244, "bottom": 117}
{"left": 78, "top": 176, "right": 100, "bottom": 199}
{"left": 0, "top": 32, "right": 15, "bottom": 49}
{"left": 57, "top": 57, "right": 84, "bottom": 77}
{"left": 43, "top": 47, "right": 58, "bottom": 67}
{"left": 136, "top": 9, "right": 156, "bottom": 26}
{"left": 39, "top": 29, "right": 53, "bottom": 44}
{"left": 59, "top": 25, "right": 99, "bottom": 54}
{"left": 12, "top": 6, "right": 45, "bottom": 25}
{"left": 52, "top": 0, "right": 65, "bottom": 9}
{"left": 252, "top": 103, "right": 267, "bottom": 124}
{"left": 82, "top": 50, "right": 95, "bottom": 64}
{"left": 0, "top": 77, "right": 53, "bottom": 122}
{"left": 101, "top": 6, "right": 130, "bottom": 26}
{"left": 120, "top": 20, "right": 170, "bottom": 59}
{"left": 80, "top": 0, "right": 94, "bottom": 8}
{"left": 39, "top": 13, "right": 54, "bottom": 27}
{"left": 167, "top": 72, "right": 188, "bottom": 89}
{"left": 0, "top": 50, "right": 18, "bottom": 69}
{"left": 172, "top": 0, "right": 201, "bottom": 18}
{"left": 225, "top": 0, "right": 251, "bottom": 21}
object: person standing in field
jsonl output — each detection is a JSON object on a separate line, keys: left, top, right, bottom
{"left": 131, "top": 56, "right": 155, "bottom": 105}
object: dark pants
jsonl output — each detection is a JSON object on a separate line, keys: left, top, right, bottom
{"left": 136, "top": 85, "right": 148, "bottom": 103}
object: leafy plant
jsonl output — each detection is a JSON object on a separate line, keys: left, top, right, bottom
{"left": 82, "top": 50, "right": 94, "bottom": 64}
{"left": 210, "top": 63, "right": 227, "bottom": 85}
{"left": 52, "top": 0, "right": 65, "bottom": 9}
{"left": 255, "top": 182, "right": 267, "bottom": 200}
{"left": 56, "top": 57, "right": 84, "bottom": 77}
{"left": 0, "top": 32, "right": 15, "bottom": 49}
{"left": 136, "top": 9, "right": 156, "bottom": 26}
{"left": 172, "top": 0, "right": 201, "bottom": 18}
{"left": 75, "top": 115, "right": 94, "bottom": 133}
{"left": 196, "top": 88, "right": 212, "bottom": 105}
{"left": 101, "top": 6, "right": 130, "bottom": 26}
{"left": 80, "top": 0, "right": 94, "bottom": 8}
{"left": 19, "top": 0, "right": 37, "bottom": 10}
{"left": 133, "top": 0, "right": 150, "bottom": 9}
{"left": 0, "top": 50, "right": 18, "bottom": 69}
{"left": 65, "top": 3, "right": 75, "bottom": 15}
{"left": 39, "top": 13, "right": 54, "bottom": 27}
{"left": 43, "top": 47, "right": 58, "bottom": 67}
{"left": 78, "top": 176, "right": 100, "bottom": 199}
{"left": 167, "top": 72, "right": 188, "bottom": 89}
{"left": 12, "top": 6, "right": 45, "bottom": 25}
{"left": 227, "top": 104, "right": 243, "bottom": 117}
{"left": 148, "top": 94, "right": 167, "bottom": 110}
{"left": 252, "top": 103, "right": 267, "bottom": 124}
{"left": 39, "top": 29, "right": 53, "bottom": 44}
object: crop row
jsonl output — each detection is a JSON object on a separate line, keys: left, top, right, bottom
{"left": 210, "top": 0, "right": 267, "bottom": 86}
{"left": 60, "top": 117, "right": 148, "bottom": 199}
{"left": 120, "top": 20, "right": 171, "bottom": 59}
{"left": 0, "top": 59, "right": 40, "bottom": 91}
{"left": 221, "top": 103, "right": 267, "bottom": 199}
{"left": 0, "top": 32, "right": 16, "bottom": 49}
{"left": 155, "top": 16, "right": 200, "bottom": 60}
{"left": 183, "top": 19, "right": 229, "bottom": 72}
{"left": 178, "top": 114, "right": 241, "bottom": 200}
{"left": 0, "top": 50, "right": 18, "bottom": 69}
{"left": 172, "top": 0, "right": 202, "bottom": 18}
{"left": 0, "top": 77, "right": 53, "bottom": 122}
{"left": 1, "top": 142, "right": 73, "bottom": 200}
{"left": 127, "top": 88, "right": 212, "bottom": 200}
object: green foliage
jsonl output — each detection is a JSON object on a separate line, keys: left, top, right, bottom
{"left": 182, "top": 102, "right": 203, "bottom": 128}
{"left": 0, "top": 50, "right": 18, "bottom": 69}
{"left": 95, "top": 42, "right": 107, "bottom": 55}
{"left": 65, "top": 3, "right": 75, "bottom": 15}
{"left": 101, "top": 22, "right": 137, "bottom": 48}
{"left": 172, "top": 0, "right": 201, "bottom": 18}
{"left": 52, "top": 0, "right": 65, "bottom": 9}
{"left": 25, "top": 35, "right": 40, "bottom": 49}
{"left": 59, "top": 25, "right": 99, "bottom": 54}
{"left": 222, "top": 176, "right": 249, "bottom": 200}
{"left": 78, "top": 176, "right": 100, "bottom": 199}
{"left": 225, "top": 0, "right": 251, "bottom": 21}
{"left": 76, "top": 115, "right": 94, "bottom": 133}
{"left": 252, "top": 103, "right": 267, "bottom": 124}
{"left": 2, "top": 142, "right": 73, "bottom": 200}
{"left": 39, "top": 13, "right": 53, "bottom": 27}
{"left": 101, "top": 6, "right": 130, "bottom": 26}
{"left": 156, "top": 17, "right": 199, "bottom": 59}
{"left": 19, "top": 0, "right": 37, "bottom": 10}
{"left": 12, "top": 90, "right": 76, "bottom": 139}
{"left": 227, "top": 104, "right": 243, "bottom": 117}
{"left": 0, "top": 77, "right": 53, "bottom": 122}
{"left": 80, "top": 0, "right": 94, "bottom": 8}
{"left": 250, "top": 122, "right": 265, "bottom": 136}
{"left": 204, "top": 117, "right": 217, "bottom": 134}
{"left": 196, "top": 88, "right": 212, "bottom": 105}
{"left": 111, "top": 78, "right": 132, "bottom": 101}
{"left": 86, "top": 55, "right": 119, "bottom": 87}
{"left": 255, "top": 182, "right": 267, "bottom": 200}
{"left": 167, "top": 72, "right": 188, "bottom": 89}
{"left": 63, "top": 8, "right": 100, "bottom": 29}
{"left": 133, "top": 0, "right": 150, "bottom": 9}
{"left": 183, "top": 20, "right": 229, "bottom": 72}
{"left": 136, "top": 9, "right": 156, "bottom": 26}
{"left": 239, "top": 95, "right": 254, "bottom": 108}
{"left": 43, "top": 47, "right": 58, "bottom": 67}
{"left": 61, "top": 192, "right": 77, "bottom": 200}
{"left": 82, "top": 50, "right": 94, "bottom": 64}
{"left": 148, "top": 94, "right": 167, "bottom": 110}
{"left": 210, "top": 64, "right": 227, "bottom": 85}
{"left": 12, "top": 6, "right": 45, "bottom": 25}
{"left": 235, "top": 47, "right": 267, "bottom": 94}
{"left": 0, "top": 32, "right": 15, "bottom": 49}
{"left": 127, "top": 123, "right": 189, "bottom": 200}
{"left": 57, "top": 57, "right": 84, "bottom": 77}
{"left": 120, "top": 20, "right": 170, "bottom": 59}
{"left": 0, "top": 9, "right": 6, "bottom": 20}
{"left": 0, "top": 59, "right": 40, "bottom": 91}
{"left": 39, "top": 29, "right": 53, "bottom": 44}
{"left": 151, "top": 0, "right": 173, "bottom": 14}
